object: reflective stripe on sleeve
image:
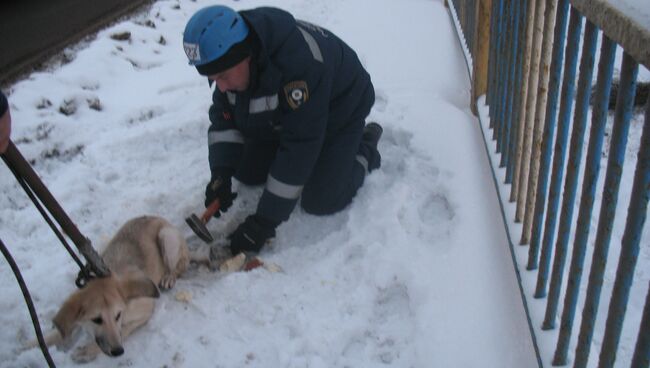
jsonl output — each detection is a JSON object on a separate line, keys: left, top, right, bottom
{"left": 356, "top": 154, "right": 369, "bottom": 173}
{"left": 208, "top": 130, "right": 244, "bottom": 145}
{"left": 266, "top": 174, "right": 304, "bottom": 199}
{"left": 297, "top": 26, "right": 324, "bottom": 63}
{"left": 226, "top": 92, "right": 236, "bottom": 105}
{"left": 249, "top": 94, "right": 279, "bottom": 114}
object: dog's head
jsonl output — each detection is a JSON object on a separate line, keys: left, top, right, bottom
{"left": 53, "top": 274, "right": 159, "bottom": 357}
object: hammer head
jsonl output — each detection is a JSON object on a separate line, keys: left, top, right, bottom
{"left": 185, "top": 214, "right": 213, "bottom": 243}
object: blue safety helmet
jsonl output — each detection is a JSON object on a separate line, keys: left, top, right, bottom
{"left": 183, "top": 5, "right": 250, "bottom": 75}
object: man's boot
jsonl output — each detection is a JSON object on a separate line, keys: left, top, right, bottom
{"left": 359, "top": 122, "right": 383, "bottom": 172}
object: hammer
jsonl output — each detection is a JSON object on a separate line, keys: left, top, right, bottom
{"left": 185, "top": 198, "right": 220, "bottom": 243}
{"left": 187, "top": 177, "right": 230, "bottom": 243}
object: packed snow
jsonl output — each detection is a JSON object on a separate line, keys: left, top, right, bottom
{"left": 607, "top": 0, "right": 650, "bottom": 37}
{"left": 13, "top": 0, "right": 650, "bottom": 367}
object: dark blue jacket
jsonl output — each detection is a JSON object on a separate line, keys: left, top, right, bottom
{"left": 207, "top": 7, "right": 375, "bottom": 224}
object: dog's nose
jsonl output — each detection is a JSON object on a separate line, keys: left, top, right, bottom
{"left": 111, "top": 347, "right": 124, "bottom": 356}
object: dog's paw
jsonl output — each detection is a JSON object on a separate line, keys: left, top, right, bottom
{"left": 159, "top": 274, "right": 177, "bottom": 290}
{"left": 262, "top": 261, "right": 284, "bottom": 273}
{"left": 218, "top": 253, "right": 247, "bottom": 273}
{"left": 71, "top": 343, "right": 101, "bottom": 363}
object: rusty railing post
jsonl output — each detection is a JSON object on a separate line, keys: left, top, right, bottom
{"left": 471, "top": 0, "right": 492, "bottom": 115}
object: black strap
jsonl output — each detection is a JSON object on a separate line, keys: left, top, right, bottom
{"left": 2, "top": 154, "right": 90, "bottom": 282}
{"left": 0, "top": 238, "right": 56, "bottom": 367}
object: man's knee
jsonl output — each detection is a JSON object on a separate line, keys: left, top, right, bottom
{"left": 301, "top": 195, "right": 342, "bottom": 215}
{"left": 300, "top": 188, "right": 350, "bottom": 215}
{"left": 234, "top": 169, "right": 266, "bottom": 186}
{"left": 300, "top": 161, "right": 366, "bottom": 215}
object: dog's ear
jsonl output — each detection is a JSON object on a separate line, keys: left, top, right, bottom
{"left": 53, "top": 294, "right": 84, "bottom": 339}
{"left": 118, "top": 276, "right": 160, "bottom": 301}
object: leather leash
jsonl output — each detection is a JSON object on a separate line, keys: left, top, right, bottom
{"left": 1, "top": 140, "right": 110, "bottom": 286}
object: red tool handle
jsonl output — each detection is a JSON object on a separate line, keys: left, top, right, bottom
{"left": 201, "top": 198, "right": 221, "bottom": 223}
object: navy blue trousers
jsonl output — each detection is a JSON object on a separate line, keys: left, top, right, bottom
{"left": 234, "top": 120, "right": 370, "bottom": 216}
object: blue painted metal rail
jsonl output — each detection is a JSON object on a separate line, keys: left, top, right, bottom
{"left": 446, "top": 0, "right": 650, "bottom": 367}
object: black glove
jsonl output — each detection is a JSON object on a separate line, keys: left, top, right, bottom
{"left": 205, "top": 169, "right": 237, "bottom": 218}
{"left": 228, "top": 214, "right": 278, "bottom": 255}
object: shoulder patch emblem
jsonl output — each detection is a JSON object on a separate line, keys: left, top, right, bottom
{"left": 284, "top": 81, "right": 309, "bottom": 110}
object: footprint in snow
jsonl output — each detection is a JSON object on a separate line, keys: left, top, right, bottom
{"left": 374, "top": 89, "right": 388, "bottom": 113}
{"left": 377, "top": 127, "right": 456, "bottom": 244}
{"left": 341, "top": 281, "right": 412, "bottom": 364}
{"left": 397, "top": 190, "right": 456, "bottom": 244}
{"left": 58, "top": 95, "right": 103, "bottom": 116}
{"left": 126, "top": 106, "right": 164, "bottom": 125}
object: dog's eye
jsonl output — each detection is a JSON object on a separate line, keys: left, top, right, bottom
{"left": 115, "top": 312, "right": 121, "bottom": 322}
{"left": 91, "top": 317, "right": 103, "bottom": 325}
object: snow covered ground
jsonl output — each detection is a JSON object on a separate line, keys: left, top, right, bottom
{"left": 1, "top": 0, "right": 548, "bottom": 367}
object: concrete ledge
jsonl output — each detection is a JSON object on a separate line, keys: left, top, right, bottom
{"left": 571, "top": 0, "right": 650, "bottom": 70}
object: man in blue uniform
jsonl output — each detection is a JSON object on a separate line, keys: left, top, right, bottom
{"left": 183, "top": 5, "right": 382, "bottom": 255}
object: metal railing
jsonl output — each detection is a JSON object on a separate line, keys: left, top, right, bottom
{"left": 446, "top": 0, "right": 650, "bottom": 367}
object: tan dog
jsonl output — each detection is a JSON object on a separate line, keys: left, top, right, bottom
{"left": 34, "top": 215, "right": 280, "bottom": 363}
{"left": 47, "top": 215, "right": 189, "bottom": 363}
